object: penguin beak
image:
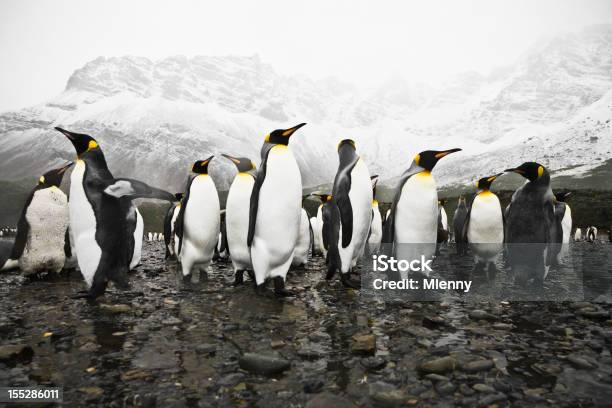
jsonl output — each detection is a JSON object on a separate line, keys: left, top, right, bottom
{"left": 504, "top": 168, "right": 523, "bottom": 174}
{"left": 281, "top": 123, "right": 307, "bottom": 137}
{"left": 221, "top": 154, "right": 240, "bottom": 165}
{"left": 54, "top": 127, "right": 77, "bottom": 141}
{"left": 57, "top": 161, "right": 74, "bottom": 174}
{"left": 203, "top": 155, "right": 214, "bottom": 164}
{"left": 434, "top": 148, "right": 462, "bottom": 159}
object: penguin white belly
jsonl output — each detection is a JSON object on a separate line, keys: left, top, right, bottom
{"left": 19, "top": 187, "right": 69, "bottom": 274}
{"left": 310, "top": 217, "right": 320, "bottom": 254}
{"left": 440, "top": 207, "right": 448, "bottom": 231}
{"left": 130, "top": 206, "right": 143, "bottom": 270}
{"left": 316, "top": 205, "right": 326, "bottom": 258}
{"left": 251, "top": 146, "right": 301, "bottom": 284}
{"left": 561, "top": 205, "right": 572, "bottom": 244}
{"left": 574, "top": 228, "right": 581, "bottom": 241}
{"left": 395, "top": 172, "right": 438, "bottom": 244}
{"left": 369, "top": 203, "right": 383, "bottom": 253}
{"left": 226, "top": 174, "right": 253, "bottom": 272}
{"left": 292, "top": 209, "right": 311, "bottom": 267}
{"left": 179, "top": 175, "right": 220, "bottom": 276}
{"left": 467, "top": 192, "right": 504, "bottom": 263}
{"left": 467, "top": 193, "right": 504, "bottom": 243}
{"left": 338, "top": 159, "right": 372, "bottom": 273}
{"left": 70, "top": 160, "right": 102, "bottom": 288}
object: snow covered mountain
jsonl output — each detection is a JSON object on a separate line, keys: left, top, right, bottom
{"left": 1, "top": 25, "right": 611, "bottom": 193}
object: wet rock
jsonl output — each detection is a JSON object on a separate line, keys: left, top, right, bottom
{"left": 418, "top": 356, "right": 457, "bottom": 374}
{"left": 195, "top": 343, "right": 216, "bottom": 355}
{"left": 524, "top": 388, "right": 547, "bottom": 401}
{"left": 99, "top": 303, "right": 131, "bottom": 314}
{"left": 361, "top": 356, "right": 387, "bottom": 371}
{"left": 79, "top": 342, "right": 99, "bottom": 352}
{"left": 79, "top": 386, "right": 104, "bottom": 401}
{"left": 473, "top": 383, "right": 495, "bottom": 393}
{"left": 305, "top": 392, "right": 357, "bottom": 408}
{"left": 578, "top": 309, "right": 609, "bottom": 320}
{"left": 424, "top": 373, "right": 448, "bottom": 382}
{"left": 435, "top": 381, "right": 456, "bottom": 395}
{"left": 120, "top": 370, "right": 151, "bottom": 381}
{"left": 238, "top": 353, "right": 290, "bottom": 375}
{"left": 566, "top": 354, "right": 596, "bottom": 369}
{"left": 469, "top": 310, "right": 495, "bottom": 321}
{"left": 270, "top": 339, "right": 286, "bottom": 349}
{"left": 351, "top": 333, "right": 376, "bottom": 355}
{"left": 492, "top": 323, "right": 514, "bottom": 330}
{"left": 303, "top": 378, "right": 325, "bottom": 393}
{"left": 217, "top": 373, "right": 245, "bottom": 387}
{"left": 558, "top": 368, "right": 612, "bottom": 405}
{"left": 162, "top": 317, "right": 182, "bottom": 326}
{"left": 0, "top": 344, "right": 34, "bottom": 365}
{"left": 477, "top": 393, "right": 507, "bottom": 407}
{"left": 368, "top": 382, "right": 406, "bottom": 407}
{"left": 461, "top": 359, "right": 494, "bottom": 373}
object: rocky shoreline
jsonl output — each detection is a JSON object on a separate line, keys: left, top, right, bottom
{"left": 1, "top": 241, "right": 611, "bottom": 407}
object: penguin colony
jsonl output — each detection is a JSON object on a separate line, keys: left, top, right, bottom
{"left": 0, "top": 123, "right": 607, "bottom": 299}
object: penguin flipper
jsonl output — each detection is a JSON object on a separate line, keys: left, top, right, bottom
{"left": 461, "top": 195, "right": 475, "bottom": 245}
{"left": 247, "top": 146, "right": 272, "bottom": 247}
{"left": 544, "top": 200, "right": 558, "bottom": 267}
{"left": 322, "top": 204, "right": 332, "bottom": 252}
{"left": 104, "top": 178, "right": 176, "bottom": 202}
{"left": 10, "top": 189, "right": 36, "bottom": 260}
{"left": 332, "top": 155, "right": 359, "bottom": 248}
{"left": 308, "top": 217, "right": 315, "bottom": 257}
{"left": 382, "top": 163, "right": 423, "bottom": 244}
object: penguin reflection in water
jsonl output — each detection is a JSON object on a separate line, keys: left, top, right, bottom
{"left": 462, "top": 174, "right": 504, "bottom": 278}
{"left": 174, "top": 158, "right": 220, "bottom": 280}
{"left": 2, "top": 162, "right": 74, "bottom": 275}
{"left": 55, "top": 127, "right": 176, "bottom": 299}
{"left": 504, "top": 162, "right": 556, "bottom": 285}
{"left": 325, "top": 139, "right": 372, "bottom": 288}
{"left": 248, "top": 123, "right": 306, "bottom": 296}
{"left": 383, "top": 148, "right": 461, "bottom": 278}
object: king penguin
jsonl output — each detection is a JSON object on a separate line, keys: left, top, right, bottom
{"left": 553, "top": 192, "right": 572, "bottom": 244}
{"left": 248, "top": 123, "right": 306, "bottom": 296}
{"left": 128, "top": 206, "right": 144, "bottom": 270}
{"left": 463, "top": 174, "right": 504, "bottom": 275}
{"left": 325, "top": 139, "right": 372, "bottom": 288}
{"left": 292, "top": 205, "right": 313, "bottom": 268}
{"left": 383, "top": 148, "right": 461, "bottom": 275}
{"left": 453, "top": 196, "right": 468, "bottom": 254}
{"left": 368, "top": 175, "right": 383, "bottom": 255}
{"left": 7, "top": 162, "right": 73, "bottom": 275}
{"left": 504, "top": 162, "right": 556, "bottom": 284}
{"left": 223, "top": 154, "right": 256, "bottom": 285}
{"left": 174, "top": 158, "right": 220, "bottom": 279}
{"left": 55, "top": 127, "right": 176, "bottom": 298}
{"left": 310, "top": 193, "right": 329, "bottom": 257}
{"left": 163, "top": 193, "right": 184, "bottom": 260}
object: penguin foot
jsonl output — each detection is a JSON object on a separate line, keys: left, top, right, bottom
{"left": 233, "top": 270, "right": 245, "bottom": 286}
{"left": 341, "top": 273, "right": 361, "bottom": 289}
{"left": 273, "top": 277, "right": 294, "bottom": 297}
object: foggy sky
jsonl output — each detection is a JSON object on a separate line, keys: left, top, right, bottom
{"left": 1, "top": 0, "right": 611, "bottom": 112}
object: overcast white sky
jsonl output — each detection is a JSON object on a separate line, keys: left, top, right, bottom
{"left": 1, "top": 0, "right": 611, "bottom": 112}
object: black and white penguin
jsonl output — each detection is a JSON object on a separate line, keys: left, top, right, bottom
{"left": 325, "top": 139, "right": 372, "bottom": 288}
{"left": 553, "top": 192, "right": 572, "bottom": 244}
{"left": 248, "top": 123, "right": 306, "bottom": 296}
{"left": 437, "top": 199, "right": 449, "bottom": 245}
{"left": 453, "top": 196, "right": 469, "bottom": 254}
{"left": 163, "top": 193, "right": 184, "bottom": 260}
{"left": 383, "top": 148, "right": 461, "bottom": 272}
{"left": 4, "top": 163, "right": 73, "bottom": 275}
{"left": 463, "top": 174, "right": 504, "bottom": 273}
{"left": 586, "top": 226, "right": 598, "bottom": 242}
{"left": 310, "top": 193, "right": 329, "bottom": 257}
{"left": 174, "top": 158, "right": 220, "bottom": 278}
{"left": 55, "top": 127, "right": 175, "bottom": 298}
{"left": 223, "top": 154, "right": 256, "bottom": 285}
{"left": 574, "top": 228, "right": 582, "bottom": 241}
{"left": 368, "top": 175, "right": 383, "bottom": 254}
{"left": 504, "top": 162, "right": 556, "bottom": 283}
{"left": 128, "top": 206, "right": 144, "bottom": 270}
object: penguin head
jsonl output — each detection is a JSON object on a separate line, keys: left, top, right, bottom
{"left": 554, "top": 191, "right": 571, "bottom": 202}
{"left": 38, "top": 162, "right": 74, "bottom": 188}
{"left": 174, "top": 193, "right": 184, "bottom": 201}
{"left": 457, "top": 196, "right": 466, "bottom": 206}
{"left": 476, "top": 173, "right": 503, "bottom": 191}
{"left": 337, "top": 139, "right": 356, "bottom": 152}
{"left": 438, "top": 198, "right": 448, "bottom": 206}
{"left": 504, "top": 162, "right": 547, "bottom": 182}
{"left": 55, "top": 127, "right": 100, "bottom": 158}
{"left": 222, "top": 154, "right": 256, "bottom": 172}
{"left": 264, "top": 123, "right": 306, "bottom": 145}
{"left": 310, "top": 193, "right": 330, "bottom": 204}
{"left": 414, "top": 148, "right": 462, "bottom": 171}
{"left": 192, "top": 156, "right": 214, "bottom": 174}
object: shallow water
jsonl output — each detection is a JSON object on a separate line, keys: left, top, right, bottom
{"left": 0, "top": 240, "right": 611, "bottom": 407}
